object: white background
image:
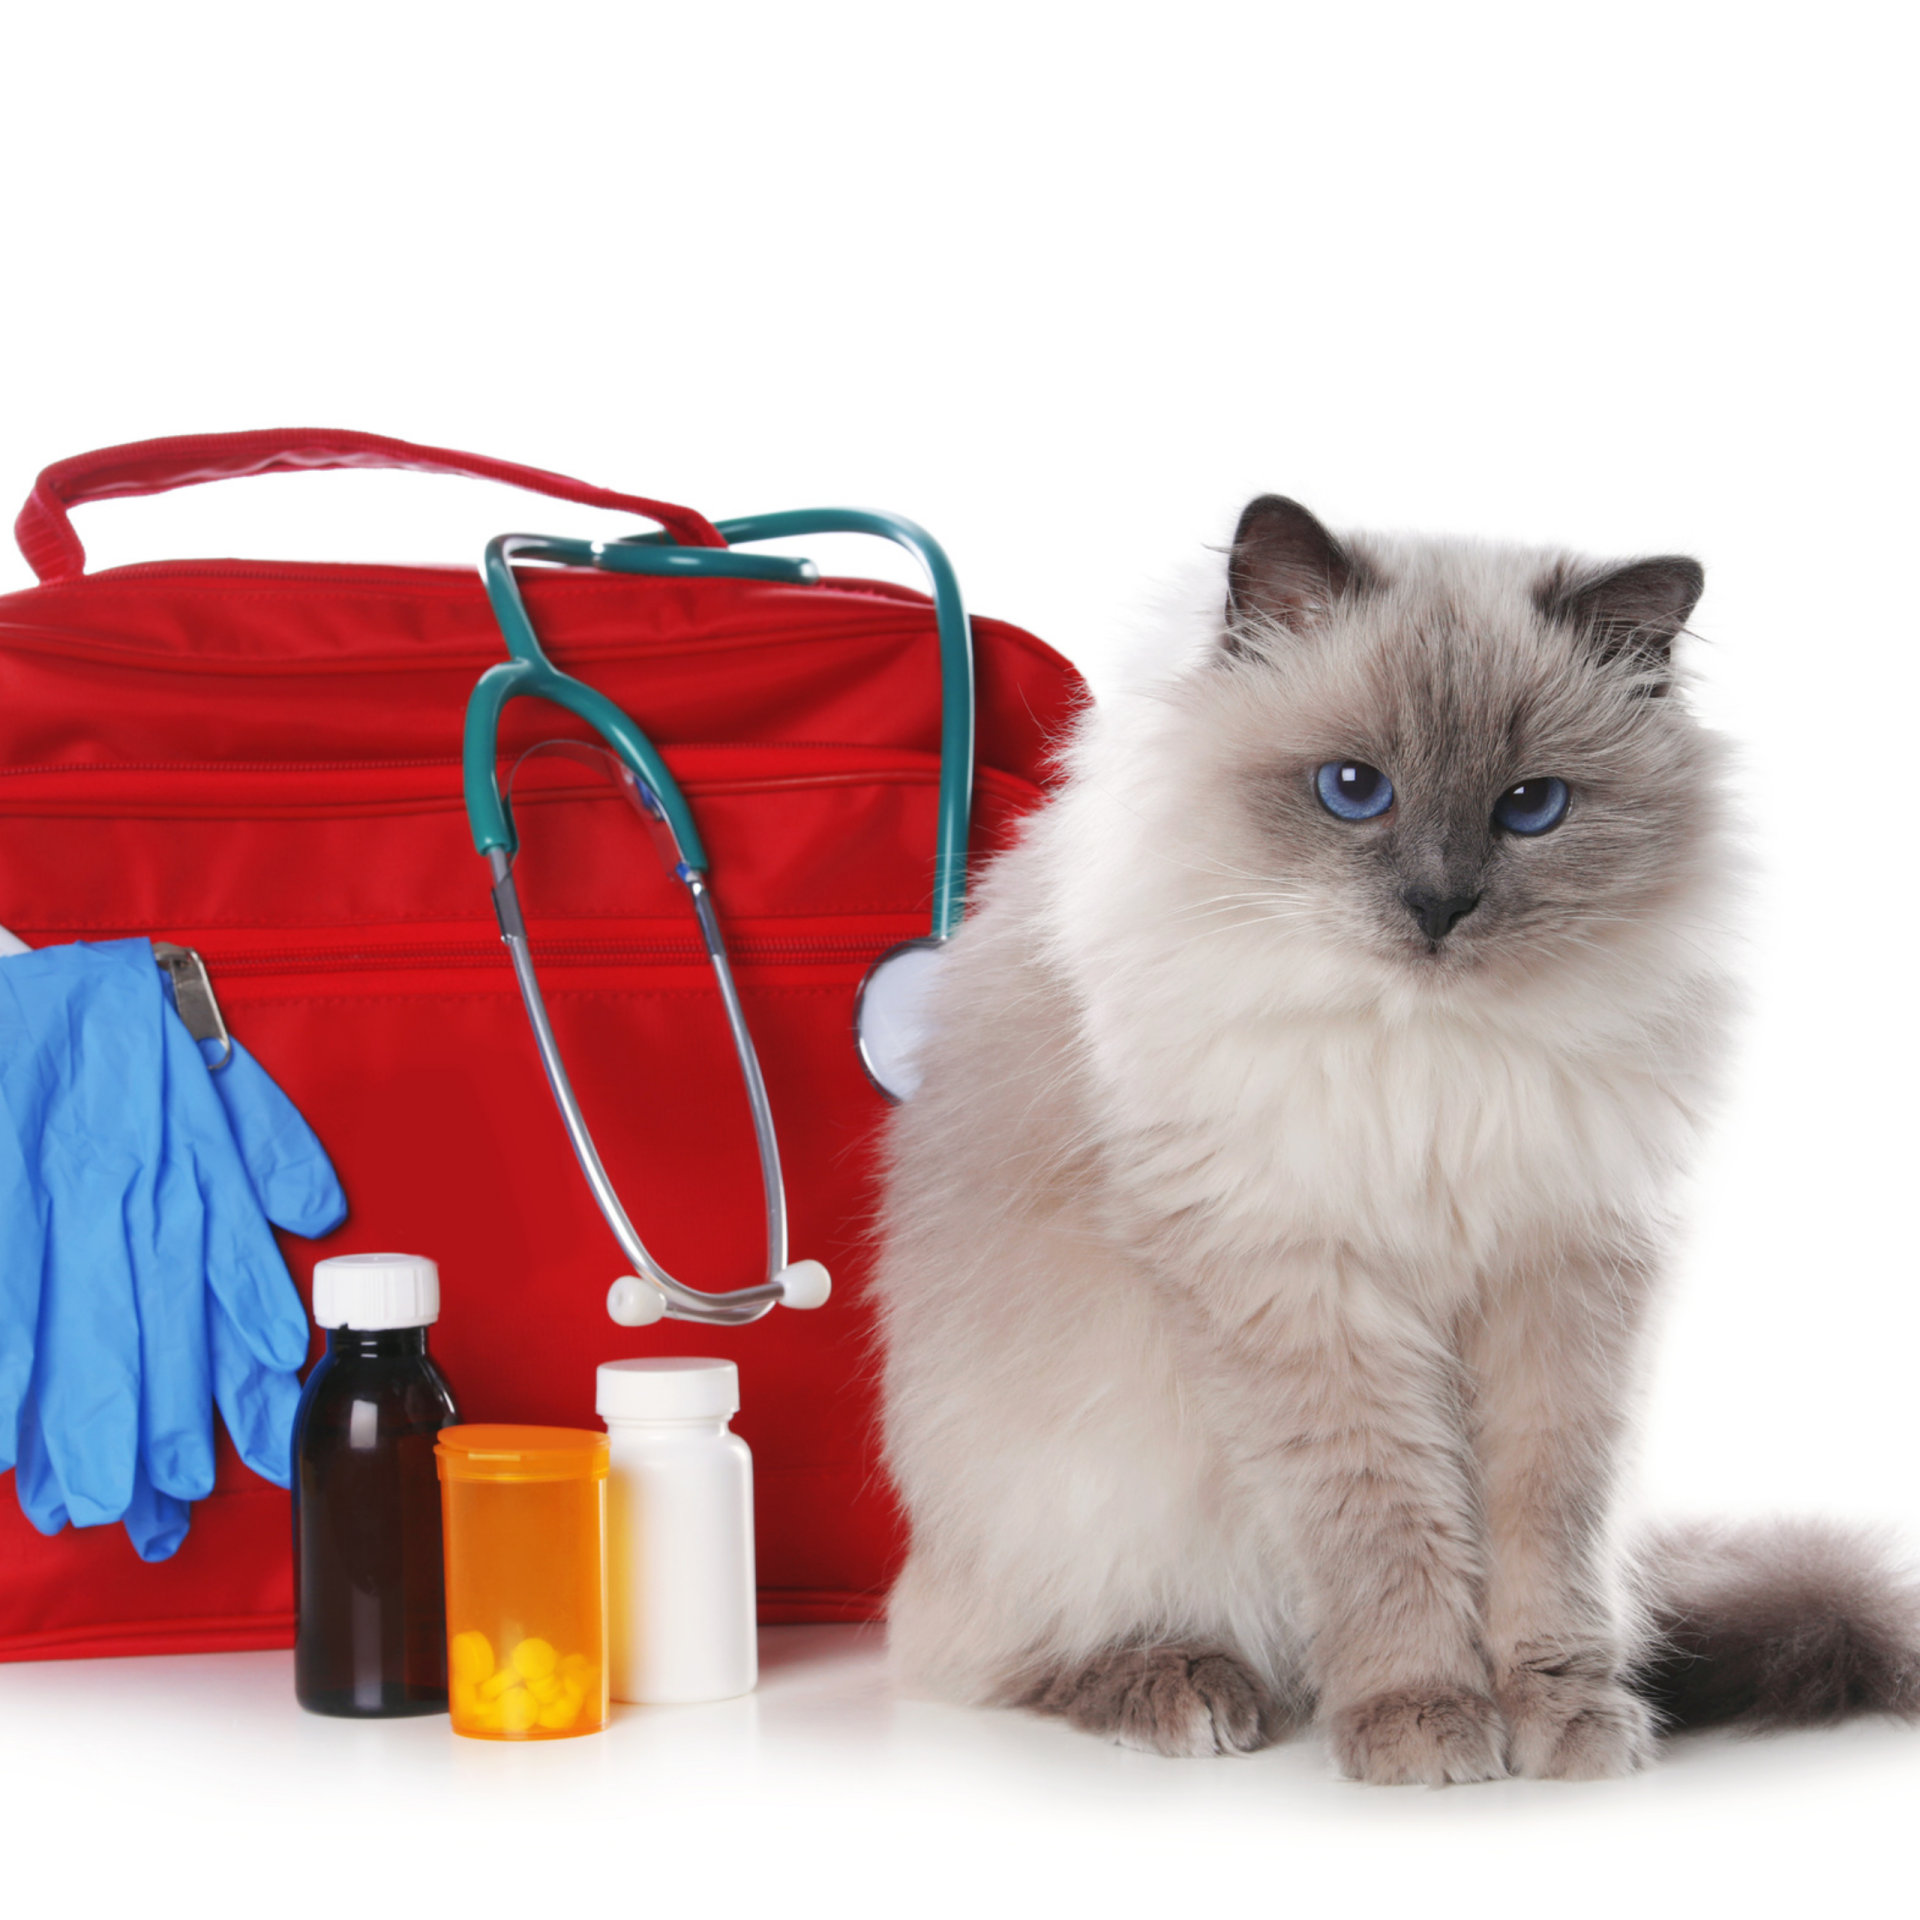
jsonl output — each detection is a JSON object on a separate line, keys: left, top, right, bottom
{"left": 1, "top": 2, "right": 1916, "bottom": 1912}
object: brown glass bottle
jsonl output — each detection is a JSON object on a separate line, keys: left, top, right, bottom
{"left": 294, "top": 1320, "right": 458, "bottom": 1716}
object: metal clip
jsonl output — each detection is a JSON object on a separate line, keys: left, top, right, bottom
{"left": 153, "top": 942, "right": 233, "bottom": 1070}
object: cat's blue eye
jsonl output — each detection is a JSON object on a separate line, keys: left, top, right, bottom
{"left": 1315, "top": 761, "right": 1394, "bottom": 821}
{"left": 1492, "top": 777, "right": 1569, "bottom": 836}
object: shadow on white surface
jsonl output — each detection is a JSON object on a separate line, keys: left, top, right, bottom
{"left": 3, "top": 1624, "right": 1913, "bottom": 1916}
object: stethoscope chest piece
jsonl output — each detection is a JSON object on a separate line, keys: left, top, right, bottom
{"left": 854, "top": 937, "right": 949, "bottom": 1105}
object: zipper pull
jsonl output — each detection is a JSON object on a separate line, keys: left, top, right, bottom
{"left": 154, "top": 942, "right": 234, "bottom": 1070}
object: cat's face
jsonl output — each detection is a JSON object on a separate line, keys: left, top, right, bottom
{"left": 1175, "top": 500, "right": 1723, "bottom": 999}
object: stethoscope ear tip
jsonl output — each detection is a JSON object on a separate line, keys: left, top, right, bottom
{"left": 605, "top": 1262, "right": 830, "bottom": 1325}
{"left": 774, "top": 1260, "right": 832, "bottom": 1310}
{"left": 607, "top": 1276, "right": 669, "bottom": 1327}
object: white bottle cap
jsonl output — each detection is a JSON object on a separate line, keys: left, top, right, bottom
{"left": 597, "top": 1357, "right": 739, "bottom": 1422}
{"left": 311, "top": 1253, "right": 440, "bottom": 1331}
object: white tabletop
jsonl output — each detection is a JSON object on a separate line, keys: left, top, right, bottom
{"left": 3, "top": 1624, "right": 1913, "bottom": 1917}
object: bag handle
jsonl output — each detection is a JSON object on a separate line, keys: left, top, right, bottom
{"left": 14, "top": 427, "right": 727, "bottom": 583}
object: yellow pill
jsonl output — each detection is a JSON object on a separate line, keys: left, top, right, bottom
{"left": 449, "top": 1631, "right": 495, "bottom": 1684}
{"left": 561, "top": 1658, "right": 599, "bottom": 1700}
{"left": 479, "top": 1667, "right": 518, "bottom": 1701}
{"left": 536, "top": 1692, "right": 582, "bottom": 1731}
{"left": 500, "top": 1688, "right": 540, "bottom": 1732}
{"left": 453, "top": 1677, "right": 481, "bottom": 1719}
{"left": 472, "top": 1699, "right": 506, "bottom": 1732}
{"left": 510, "top": 1638, "right": 558, "bottom": 1683}
{"left": 526, "top": 1673, "right": 564, "bottom": 1706}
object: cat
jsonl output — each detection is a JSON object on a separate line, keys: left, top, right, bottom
{"left": 872, "top": 495, "right": 1920, "bottom": 1783}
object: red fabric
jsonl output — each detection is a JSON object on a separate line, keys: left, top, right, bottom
{"left": 0, "top": 444, "right": 1085, "bottom": 1662}
{"left": 14, "top": 428, "right": 727, "bottom": 583}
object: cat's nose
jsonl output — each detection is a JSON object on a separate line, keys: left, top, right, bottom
{"left": 1402, "top": 890, "right": 1481, "bottom": 940}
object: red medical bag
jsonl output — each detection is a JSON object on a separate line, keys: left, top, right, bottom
{"left": 0, "top": 429, "right": 1084, "bottom": 1661}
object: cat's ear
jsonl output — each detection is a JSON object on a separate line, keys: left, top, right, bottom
{"left": 1224, "top": 495, "right": 1371, "bottom": 653}
{"left": 1535, "top": 556, "right": 1705, "bottom": 690}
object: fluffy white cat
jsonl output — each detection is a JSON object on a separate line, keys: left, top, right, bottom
{"left": 873, "top": 497, "right": 1919, "bottom": 1782}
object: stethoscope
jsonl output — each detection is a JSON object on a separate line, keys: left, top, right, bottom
{"left": 462, "top": 512, "right": 970, "bottom": 1328}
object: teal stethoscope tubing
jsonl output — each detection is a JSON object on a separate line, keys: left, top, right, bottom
{"left": 461, "top": 510, "right": 974, "bottom": 1326}
{"left": 464, "top": 510, "right": 975, "bottom": 937}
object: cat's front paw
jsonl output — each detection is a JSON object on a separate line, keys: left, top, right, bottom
{"left": 1496, "top": 1662, "right": 1658, "bottom": 1780}
{"left": 1325, "top": 1687, "right": 1508, "bottom": 1785}
{"left": 1025, "top": 1646, "right": 1284, "bottom": 1757}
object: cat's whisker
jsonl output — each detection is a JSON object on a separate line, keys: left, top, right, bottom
{"left": 1165, "top": 892, "right": 1313, "bottom": 926}
{"left": 1149, "top": 910, "right": 1320, "bottom": 960}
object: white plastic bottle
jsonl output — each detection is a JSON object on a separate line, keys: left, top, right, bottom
{"left": 596, "top": 1356, "right": 757, "bottom": 1704}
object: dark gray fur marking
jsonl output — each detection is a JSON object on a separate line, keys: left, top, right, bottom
{"left": 1327, "top": 1686, "right": 1508, "bottom": 1786}
{"left": 1019, "top": 1646, "right": 1291, "bottom": 1757}
{"left": 1634, "top": 1521, "right": 1920, "bottom": 1730}
{"left": 1225, "top": 494, "right": 1375, "bottom": 649}
{"left": 1534, "top": 554, "right": 1706, "bottom": 690}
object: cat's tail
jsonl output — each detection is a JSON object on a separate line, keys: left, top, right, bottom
{"left": 1630, "top": 1519, "right": 1920, "bottom": 1731}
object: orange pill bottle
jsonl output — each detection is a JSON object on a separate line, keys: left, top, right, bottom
{"left": 435, "top": 1425, "right": 610, "bottom": 1740}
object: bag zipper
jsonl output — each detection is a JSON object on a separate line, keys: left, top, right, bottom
{"left": 198, "top": 931, "right": 894, "bottom": 978}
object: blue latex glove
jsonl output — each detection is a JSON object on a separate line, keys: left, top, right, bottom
{"left": 202, "top": 1033, "right": 350, "bottom": 1241}
{"left": 0, "top": 942, "right": 160, "bottom": 1524}
{"left": 0, "top": 940, "right": 347, "bottom": 1559}
{"left": 11, "top": 1397, "right": 191, "bottom": 1562}
{"left": 0, "top": 1066, "right": 46, "bottom": 1473}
